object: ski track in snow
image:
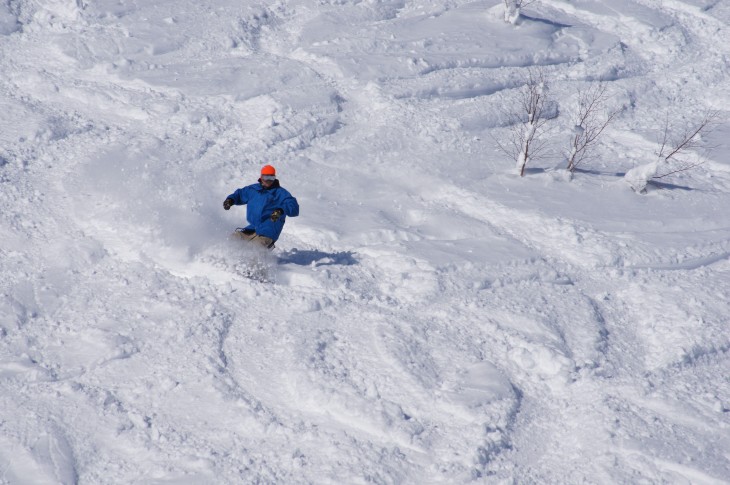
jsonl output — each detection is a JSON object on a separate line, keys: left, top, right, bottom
{"left": 2, "top": 0, "right": 730, "bottom": 483}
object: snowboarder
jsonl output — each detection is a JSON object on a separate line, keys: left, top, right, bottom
{"left": 223, "top": 165, "right": 299, "bottom": 249}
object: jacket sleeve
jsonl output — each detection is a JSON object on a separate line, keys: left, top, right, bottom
{"left": 228, "top": 187, "right": 249, "bottom": 205}
{"left": 279, "top": 190, "right": 299, "bottom": 217}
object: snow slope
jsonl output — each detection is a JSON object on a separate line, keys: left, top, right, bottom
{"left": 1, "top": 0, "right": 729, "bottom": 483}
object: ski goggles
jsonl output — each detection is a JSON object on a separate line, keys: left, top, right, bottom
{"left": 261, "top": 175, "right": 276, "bottom": 181}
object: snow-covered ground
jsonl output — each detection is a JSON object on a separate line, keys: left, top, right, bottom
{"left": 1, "top": 0, "right": 730, "bottom": 483}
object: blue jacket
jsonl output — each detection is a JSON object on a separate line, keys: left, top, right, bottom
{"left": 227, "top": 180, "right": 299, "bottom": 242}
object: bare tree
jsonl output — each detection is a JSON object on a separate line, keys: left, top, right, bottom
{"left": 566, "top": 83, "right": 621, "bottom": 173}
{"left": 624, "top": 109, "right": 720, "bottom": 192}
{"left": 494, "top": 68, "right": 555, "bottom": 177}
{"left": 653, "top": 110, "right": 720, "bottom": 179}
{"left": 503, "top": 0, "right": 538, "bottom": 24}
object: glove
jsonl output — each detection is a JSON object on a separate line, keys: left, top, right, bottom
{"left": 270, "top": 209, "right": 284, "bottom": 222}
{"left": 223, "top": 198, "right": 234, "bottom": 210}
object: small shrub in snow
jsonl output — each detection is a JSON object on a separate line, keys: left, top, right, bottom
{"left": 494, "top": 68, "right": 556, "bottom": 177}
{"left": 654, "top": 110, "right": 720, "bottom": 177}
{"left": 625, "top": 110, "right": 720, "bottom": 192}
{"left": 565, "top": 83, "right": 621, "bottom": 174}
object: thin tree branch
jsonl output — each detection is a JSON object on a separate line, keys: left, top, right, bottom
{"left": 566, "top": 83, "right": 620, "bottom": 172}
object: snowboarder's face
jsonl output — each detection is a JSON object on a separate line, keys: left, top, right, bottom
{"left": 261, "top": 175, "right": 275, "bottom": 187}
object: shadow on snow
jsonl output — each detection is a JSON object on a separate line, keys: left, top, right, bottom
{"left": 520, "top": 14, "right": 572, "bottom": 29}
{"left": 277, "top": 249, "right": 359, "bottom": 267}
